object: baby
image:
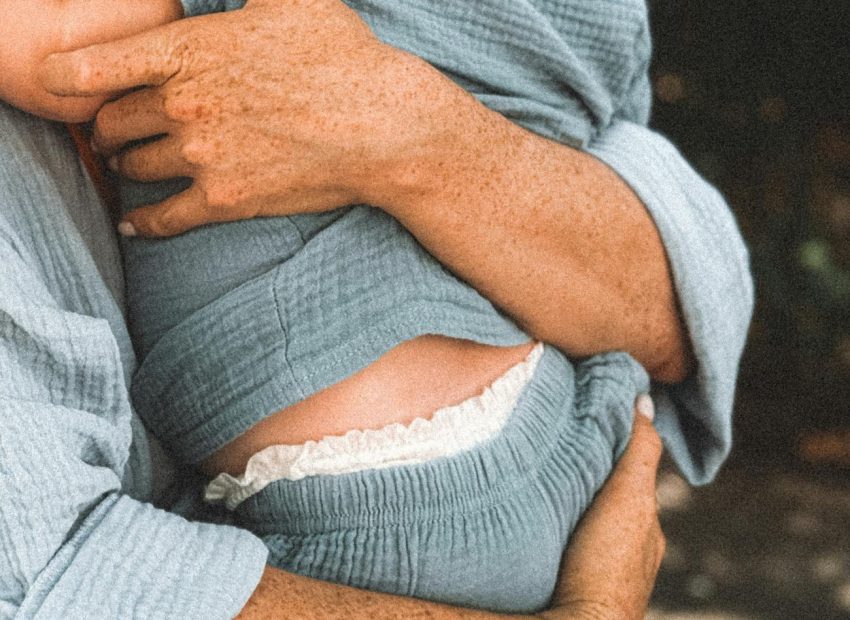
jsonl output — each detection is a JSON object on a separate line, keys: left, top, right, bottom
{"left": 4, "top": 0, "right": 698, "bottom": 613}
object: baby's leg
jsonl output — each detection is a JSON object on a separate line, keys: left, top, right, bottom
{"left": 224, "top": 346, "right": 645, "bottom": 613}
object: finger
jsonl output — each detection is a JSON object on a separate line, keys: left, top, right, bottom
{"left": 109, "top": 137, "right": 194, "bottom": 183}
{"left": 119, "top": 185, "right": 211, "bottom": 238}
{"left": 655, "top": 529, "right": 667, "bottom": 570}
{"left": 94, "top": 89, "right": 172, "bottom": 156}
{"left": 40, "top": 22, "right": 184, "bottom": 97}
{"left": 610, "top": 396, "right": 664, "bottom": 494}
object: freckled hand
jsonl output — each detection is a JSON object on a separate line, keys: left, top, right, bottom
{"left": 39, "top": 0, "right": 417, "bottom": 237}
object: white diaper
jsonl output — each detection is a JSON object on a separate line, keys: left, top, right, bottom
{"left": 206, "top": 341, "right": 543, "bottom": 509}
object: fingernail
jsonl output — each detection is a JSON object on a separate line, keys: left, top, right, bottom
{"left": 90, "top": 138, "right": 100, "bottom": 155}
{"left": 118, "top": 221, "right": 137, "bottom": 237}
{"left": 107, "top": 156, "right": 118, "bottom": 171}
{"left": 636, "top": 393, "right": 655, "bottom": 421}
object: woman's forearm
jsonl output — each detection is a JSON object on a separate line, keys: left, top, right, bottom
{"left": 363, "top": 64, "right": 692, "bottom": 382}
{"left": 238, "top": 566, "right": 593, "bottom": 620}
{"left": 238, "top": 566, "right": 528, "bottom": 619}
{"left": 41, "top": 3, "right": 691, "bottom": 381}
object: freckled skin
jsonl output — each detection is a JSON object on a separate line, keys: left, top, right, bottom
{"left": 41, "top": 0, "right": 691, "bottom": 381}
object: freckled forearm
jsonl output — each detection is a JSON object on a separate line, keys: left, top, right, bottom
{"left": 238, "top": 565, "right": 611, "bottom": 619}
{"left": 363, "top": 58, "right": 692, "bottom": 382}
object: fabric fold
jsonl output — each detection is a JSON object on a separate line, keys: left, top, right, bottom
{"left": 586, "top": 120, "right": 754, "bottom": 484}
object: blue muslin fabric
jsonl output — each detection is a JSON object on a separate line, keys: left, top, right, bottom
{"left": 0, "top": 0, "right": 752, "bottom": 616}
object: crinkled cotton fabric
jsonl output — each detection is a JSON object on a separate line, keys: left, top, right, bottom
{"left": 0, "top": 101, "right": 267, "bottom": 620}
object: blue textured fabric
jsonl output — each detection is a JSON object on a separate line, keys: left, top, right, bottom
{"left": 0, "top": 102, "right": 268, "bottom": 619}
{"left": 238, "top": 345, "right": 648, "bottom": 612}
{"left": 585, "top": 123, "right": 755, "bottom": 482}
{"left": 127, "top": 203, "right": 530, "bottom": 464}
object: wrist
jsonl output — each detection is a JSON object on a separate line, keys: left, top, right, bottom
{"left": 538, "top": 600, "right": 638, "bottom": 620}
{"left": 352, "top": 49, "right": 512, "bottom": 217}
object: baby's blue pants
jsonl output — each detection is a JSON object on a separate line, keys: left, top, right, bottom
{"left": 234, "top": 344, "right": 645, "bottom": 613}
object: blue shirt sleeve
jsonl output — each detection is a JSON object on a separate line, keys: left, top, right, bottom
{"left": 0, "top": 242, "right": 268, "bottom": 619}
{"left": 585, "top": 121, "right": 754, "bottom": 485}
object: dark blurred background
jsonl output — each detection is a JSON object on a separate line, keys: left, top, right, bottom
{"left": 645, "top": 2, "right": 850, "bottom": 618}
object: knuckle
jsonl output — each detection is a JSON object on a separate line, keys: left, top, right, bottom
{"left": 144, "top": 211, "right": 177, "bottom": 237}
{"left": 147, "top": 221, "right": 172, "bottom": 237}
{"left": 162, "top": 86, "right": 208, "bottom": 122}
{"left": 161, "top": 90, "right": 185, "bottom": 121}
{"left": 70, "top": 59, "right": 94, "bottom": 92}
{"left": 179, "top": 138, "right": 207, "bottom": 165}
{"left": 158, "top": 215, "right": 182, "bottom": 236}
{"left": 203, "top": 181, "right": 241, "bottom": 214}
{"left": 169, "top": 37, "right": 193, "bottom": 71}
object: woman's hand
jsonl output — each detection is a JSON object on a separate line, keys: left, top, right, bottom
{"left": 544, "top": 395, "right": 666, "bottom": 620}
{"left": 41, "top": 0, "right": 447, "bottom": 236}
{"left": 0, "top": 0, "right": 182, "bottom": 122}
{"left": 40, "top": 0, "right": 692, "bottom": 380}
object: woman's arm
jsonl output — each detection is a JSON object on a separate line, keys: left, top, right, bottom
{"left": 0, "top": 0, "right": 182, "bottom": 121}
{"left": 363, "top": 89, "right": 692, "bottom": 383}
{"left": 38, "top": 0, "right": 692, "bottom": 381}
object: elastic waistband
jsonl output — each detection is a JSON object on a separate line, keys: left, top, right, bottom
{"left": 206, "top": 342, "right": 545, "bottom": 509}
{"left": 235, "top": 345, "right": 648, "bottom": 535}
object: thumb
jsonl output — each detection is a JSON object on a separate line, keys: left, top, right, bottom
{"left": 119, "top": 186, "right": 209, "bottom": 238}
{"left": 616, "top": 394, "right": 664, "bottom": 491}
{"left": 41, "top": 22, "right": 184, "bottom": 97}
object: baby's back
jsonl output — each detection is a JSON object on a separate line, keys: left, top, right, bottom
{"left": 123, "top": 0, "right": 654, "bottom": 483}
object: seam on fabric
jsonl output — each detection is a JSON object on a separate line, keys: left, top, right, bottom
{"left": 271, "top": 266, "right": 309, "bottom": 401}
